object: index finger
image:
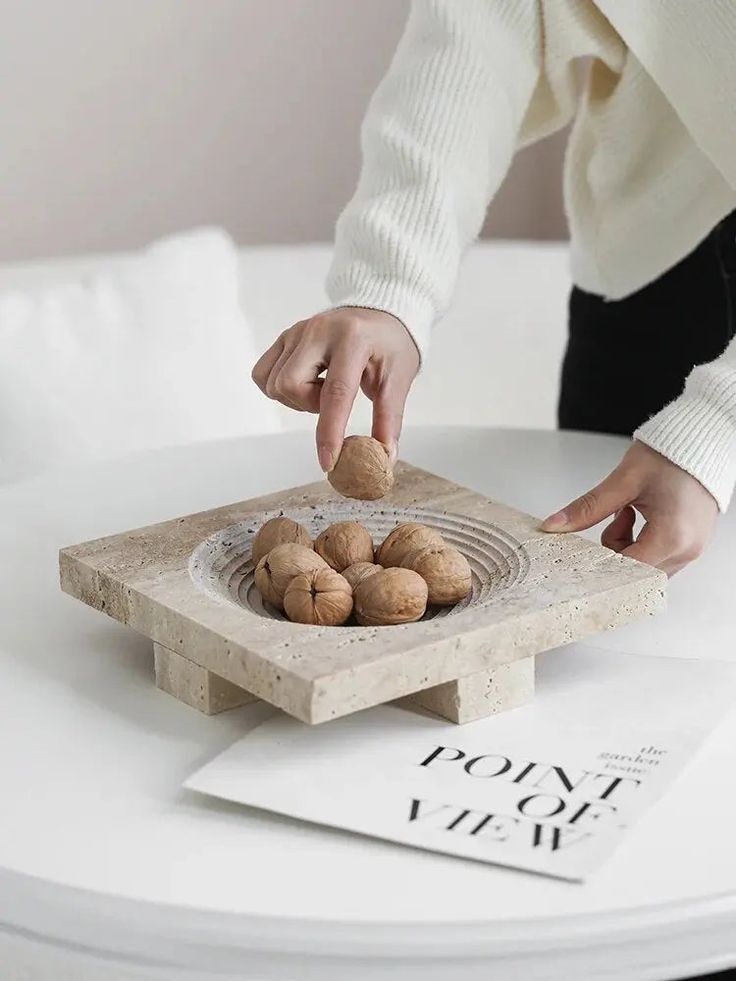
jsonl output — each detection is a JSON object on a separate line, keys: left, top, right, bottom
{"left": 315, "top": 345, "right": 366, "bottom": 472}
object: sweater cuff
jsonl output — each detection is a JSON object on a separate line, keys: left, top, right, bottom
{"left": 635, "top": 385, "right": 736, "bottom": 512}
{"left": 326, "top": 274, "right": 436, "bottom": 366}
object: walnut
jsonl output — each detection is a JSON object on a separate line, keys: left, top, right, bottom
{"left": 376, "top": 522, "right": 444, "bottom": 568}
{"left": 354, "top": 567, "right": 428, "bottom": 626}
{"left": 401, "top": 544, "right": 472, "bottom": 606}
{"left": 314, "top": 521, "right": 374, "bottom": 572}
{"left": 283, "top": 567, "right": 354, "bottom": 626}
{"left": 342, "top": 561, "right": 383, "bottom": 591}
{"left": 252, "top": 516, "right": 311, "bottom": 565}
{"left": 327, "top": 436, "right": 394, "bottom": 501}
{"left": 254, "top": 543, "right": 327, "bottom": 610}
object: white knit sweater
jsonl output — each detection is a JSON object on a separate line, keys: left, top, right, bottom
{"left": 326, "top": 0, "right": 736, "bottom": 510}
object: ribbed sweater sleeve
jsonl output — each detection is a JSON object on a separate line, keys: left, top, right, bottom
{"left": 635, "top": 344, "right": 736, "bottom": 511}
{"left": 325, "top": 0, "right": 542, "bottom": 358}
{"left": 578, "top": 0, "right": 736, "bottom": 512}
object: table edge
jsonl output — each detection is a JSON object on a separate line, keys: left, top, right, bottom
{"left": 2, "top": 864, "right": 735, "bottom": 965}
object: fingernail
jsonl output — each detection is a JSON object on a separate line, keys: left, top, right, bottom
{"left": 318, "top": 445, "right": 335, "bottom": 473}
{"left": 542, "top": 510, "right": 568, "bottom": 531}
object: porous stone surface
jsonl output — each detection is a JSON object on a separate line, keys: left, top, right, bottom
{"left": 153, "top": 643, "right": 257, "bottom": 715}
{"left": 60, "top": 462, "right": 667, "bottom": 725}
{"left": 405, "top": 658, "right": 535, "bottom": 723}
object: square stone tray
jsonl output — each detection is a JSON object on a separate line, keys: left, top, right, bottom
{"left": 59, "top": 462, "right": 666, "bottom": 725}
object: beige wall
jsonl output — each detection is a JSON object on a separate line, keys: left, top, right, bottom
{"left": 0, "top": 0, "right": 566, "bottom": 262}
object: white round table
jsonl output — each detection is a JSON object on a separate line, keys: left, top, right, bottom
{"left": 1, "top": 428, "right": 734, "bottom": 981}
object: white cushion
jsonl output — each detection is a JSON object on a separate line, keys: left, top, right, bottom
{"left": 0, "top": 228, "right": 281, "bottom": 484}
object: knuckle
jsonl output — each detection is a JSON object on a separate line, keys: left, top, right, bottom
{"left": 322, "top": 376, "right": 354, "bottom": 401}
{"left": 301, "top": 315, "right": 325, "bottom": 337}
{"left": 287, "top": 321, "right": 309, "bottom": 342}
{"left": 341, "top": 317, "right": 364, "bottom": 342}
{"left": 575, "top": 491, "right": 599, "bottom": 521}
{"left": 276, "top": 372, "right": 300, "bottom": 399}
{"left": 303, "top": 312, "right": 369, "bottom": 350}
{"left": 279, "top": 325, "right": 301, "bottom": 350}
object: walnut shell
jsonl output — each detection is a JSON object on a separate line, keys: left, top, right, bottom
{"left": 342, "top": 561, "right": 383, "bottom": 591}
{"left": 327, "top": 436, "right": 394, "bottom": 501}
{"left": 252, "top": 516, "right": 312, "bottom": 565}
{"left": 284, "top": 567, "right": 354, "bottom": 626}
{"left": 401, "top": 544, "right": 472, "bottom": 606}
{"left": 314, "top": 521, "right": 374, "bottom": 572}
{"left": 376, "top": 523, "right": 444, "bottom": 568}
{"left": 354, "top": 567, "right": 428, "bottom": 626}
{"left": 254, "top": 543, "right": 327, "bottom": 610}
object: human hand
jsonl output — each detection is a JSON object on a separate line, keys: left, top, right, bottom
{"left": 541, "top": 441, "right": 718, "bottom": 575}
{"left": 252, "top": 307, "right": 420, "bottom": 472}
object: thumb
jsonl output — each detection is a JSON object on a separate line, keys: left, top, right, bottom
{"left": 371, "top": 377, "right": 411, "bottom": 465}
{"left": 542, "top": 471, "right": 634, "bottom": 533}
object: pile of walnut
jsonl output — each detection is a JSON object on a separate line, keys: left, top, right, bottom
{"left": 252, "top": 516, "right": 472, "bottom": 627}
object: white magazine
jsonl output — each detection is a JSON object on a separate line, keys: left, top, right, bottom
{"left": 185, "top": 645, "right": 736, "bottom": 881}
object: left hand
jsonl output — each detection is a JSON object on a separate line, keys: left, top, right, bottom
{"left": 541, "top": 441, "right": 718, "bottom": 576}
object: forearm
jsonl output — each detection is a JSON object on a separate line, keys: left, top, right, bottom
{"left": 636, "top": 339, "right": 736, "bottom": 511}
{"left": 326, "top": 0, "right": 542, "bottom": 359}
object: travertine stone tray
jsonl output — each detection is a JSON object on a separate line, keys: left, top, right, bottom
{"left": 59, "top": 462, "right": 666, "bottom": 725}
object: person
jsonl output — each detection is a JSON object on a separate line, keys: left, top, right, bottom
{"left": 253, "top": 0, "right": 736, "bottom": 577}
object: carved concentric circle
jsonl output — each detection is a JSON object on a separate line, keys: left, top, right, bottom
{"left": 189, "top": 503, "right": 529, "bottom": 623}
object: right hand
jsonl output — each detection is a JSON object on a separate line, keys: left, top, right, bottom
{"left": 251, "top": 307, "right": 420, "bottom": 472}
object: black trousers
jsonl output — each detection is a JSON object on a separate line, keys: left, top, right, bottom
{"left": 559, "top": 208, "right": 736, "bottom": 435}
{"left": 560, "top": 211, "right": 736, "bottom": 981}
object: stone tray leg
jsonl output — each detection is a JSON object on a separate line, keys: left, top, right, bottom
{"left": 153, "top": 643, "right": 258, "bottom": 715}
{"left": 406, "top": 657, "right": 535, "bottom": 724}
